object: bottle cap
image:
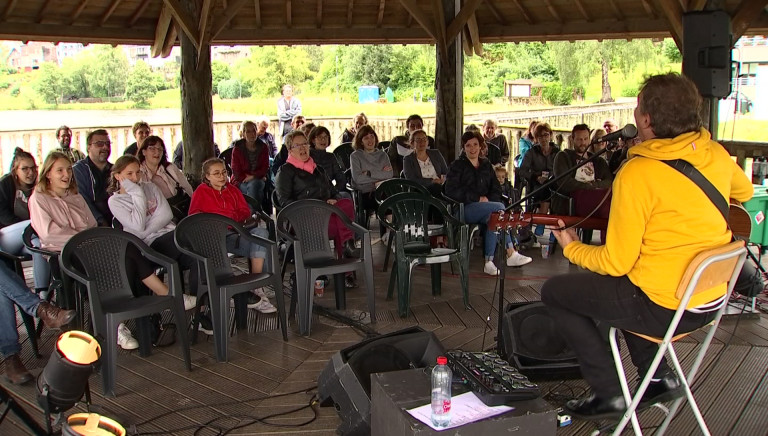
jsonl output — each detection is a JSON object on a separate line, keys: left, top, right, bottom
{"left": 437, "top": 356, "right": 447, "bottom": 365}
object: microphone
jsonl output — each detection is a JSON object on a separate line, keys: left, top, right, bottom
{"left": 592, "top": 124, "right": 638, "bottom": 144}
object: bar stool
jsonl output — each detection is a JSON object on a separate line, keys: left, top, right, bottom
{"left": 608, "top": 240, "right": 747, "bottom": 435}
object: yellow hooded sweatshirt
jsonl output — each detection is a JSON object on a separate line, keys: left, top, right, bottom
{"left": 563, "top": 129, "right": 753, "bottom": 310}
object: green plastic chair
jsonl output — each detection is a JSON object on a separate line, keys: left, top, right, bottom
{"left": 377, "top": 192, "right": 469, "bottom": 318}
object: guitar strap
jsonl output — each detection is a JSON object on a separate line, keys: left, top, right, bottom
{"left": 661, "top": 159, "right": 730, "bottom": 223}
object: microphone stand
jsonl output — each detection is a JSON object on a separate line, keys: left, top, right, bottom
{"left": 496, "top": 140, "right": 621, "bottom": 357}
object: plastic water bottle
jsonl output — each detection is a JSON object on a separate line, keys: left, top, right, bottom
{"left": 431, "top": 356, "right": 452, "bottom": 428}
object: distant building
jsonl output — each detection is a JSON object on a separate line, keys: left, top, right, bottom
{"left": 56, "top": 43, "right": 85, "bottom": 64}
{"left": 733, "top": 36, "right": 768, "bottom": 99}
{"left": 6, "top": 42, "right": 57, "bottom": 71}
{"left": 212, "top": 46, "right": 249, "bottom": 66}
{"left": 503, "top": 79, "right": 544, "bottom": 105}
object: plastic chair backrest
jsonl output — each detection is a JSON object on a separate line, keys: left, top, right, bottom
{"left": 174, "top": 214, "right": 235, "bottom": 279}
{"left": 23, "top": 224, "right": 57, "bottom": 257}
{"left": 276, "top": 199, "right": 340, "bottom": 264}
{"left": 333, "top": 142, "right": 354, "bottom": 171}
{"left": 374, "top": 178, "right": 429, "bottom": 204}
{"left": 60, "top": 228, "right": 141, "bottom": 304}
{"left": 378, "top": 192, "right": 459, "bottom": 251}
{"left": 219, "top": 148, "right": 234, "bottom": 175}
{"left": 378, "top": 141, "right": 391, "bottom": 150}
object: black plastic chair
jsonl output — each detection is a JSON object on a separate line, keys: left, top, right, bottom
{"left": 59, "top": 228, "right": 191, "bottom": 397}
{"left": 175, "top": 213, "right": 287, "bottom": 361}
{"left": 0, "top": 249, "right": 40, "bottom": 357}
{"left": 378, "top": 192, "right": 469, "bottom": 318}
{"left": 276, "top": 199, "right": 375, "bottom": 336}
{"left": 377, "top": 140, "right": 391, "bottom": 150}
{"left": 440, "top": 185, "right": 481, "bottom": 256}
{"left": 333, "top": 142, "right": 354, "bottom": 172}
{"left": 243, "top": 194, "right": 277, "bottom": 241}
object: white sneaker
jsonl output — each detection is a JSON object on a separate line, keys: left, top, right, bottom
{"left": 381, "top": 231, "right": 390, "bottom": 245}
{"left": 483, "top": 261, "right": 500, "bottom": 276}
{"left": 255, "top": 287, "right": 275, "bottom": 299}
{"left": 117, "top": 323, "right": 139, "bottom": 350}
{"left": 252, "top": 298, "right": 277, "bottom": 314}
{"left": 183, "top": 294, "right": 197, "bottom": 311}
{"left": 507, "top": 252, "right": 533, "bottom": 267}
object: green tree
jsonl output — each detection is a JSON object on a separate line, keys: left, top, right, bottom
{"left": 235, "top": 46, "right": 313, "bottom": 97}
{"left": 83, "top": 45, "right": 129, "bottom": 97}
{"left": 125, "top": 60, "right": 158, "bottom": 107}
{"left": 33, "top": 62, "right": 63, "bottom": 104}
{"left": 663, "top": 39, "right": 682, "bottom": 62}
{"left": 60, "top": 57, "right": 89, "bottom": 98}
{"left": 211, "top": 60, "right": 231, "bottom": 94}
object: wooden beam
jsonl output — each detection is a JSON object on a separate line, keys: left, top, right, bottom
{"left": 128, "top": 0, "right": 152, "bottom": 26}
{"left": 688, "top": 0, "right": 708, "bottom": 11}
{"left": 210, "top": 0, "right": 248, "bottom": 39}
{"left": 286, "top": 0, "right": 291, "bottom": 28}
{"left": 510, "top": 0, "right": 534, "bottom": 25}
{"left": 161, "top": 25, "right": 177, "bottom": 58}
{"left": 573, "top": 0, "right": 591, "bottom": 21}
{"left": 431, "top": 0, "right": 448, "bottom": 62}
{"left": 732, "top": 0, "right": 768, "bottom": 41}
{"left": 199, "top": 0, "right": 213, "bottom": 38}
{"left": 69, "top": 0, "right": 89, "bottom": 25}
{"left": 657, "top": 0, "right": 683, "bottom": 50}
{"left": 639, "top": 0, "right": 657, "bottom": 18}
{"left": 36, "top": 0, "right": 54, "bottom": 24}
{"left": 163, "top": 0, "right": 201, "bottom": 50}
{"left": 462, "top": 28, "right": 472, "bottom": 56}
{"left": 377, "top": 0, "right": 385, "bottom": 27}
{"left": 446, "top": 0, "right": 483, "bottom": 42}
{"left": 100, "top": 0, "right": 123, "bottom": 26}
{"left": 467, "top": 13, "right": 482, "bottom": 56}
{"left": 407, "top": 14, "right": 413, "bottom": 27}
{"left": 0, "top": 21, "right": 155, "bottom": 45}
{"left": 542, "top": 0, "right": 561, "bottom": 22}
{"left": 347, "top": 0, "right": 353, "bottom": 27}
{"left": 3, "top": 0, "right": 19, "bottom": 20}
{"left": 151, "top": 5, "right": 173, "bottom": 57}
{"left": 317, "top": 0, "right": 323, "bottom": 28}
{"left": 484, "top": 0, "right": 506, "bottom": 26}
{"left": 254, "top": 0, "right": 261, "bottom": 27}
{"left": 398, "top": 0, "right": 438, "bottom": 39}
{"left": 606, "top": 0, "right": 624, "bottom": 20}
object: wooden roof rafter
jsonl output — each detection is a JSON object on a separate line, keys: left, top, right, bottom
{"left": 467, "top": 12, "right": 482, "bottom": 55}
{"left": 446, "top": 0, "right": 484, "bottom": 42}
{"left": 317, "top": 0, "right": 323, "bottom": 28}
{"left": 732, "top": 0, "right": 768, "bottom": 40}
{"left": 606, "top": 0, "right": 624, "bottom": 19}
{"left": 573, "top": 0, "right": 592, "bottom": 21}
{"left": 210, "top": 0, "right": 249, "bottom": 39}
{"left": 511, "top": 0, "right": 534, "bottom": 25}
{"left": 3, "top": 0, "right": 19, "bottom": 21}
{"left": 657, "top": 0, "right": 683, "bottom": 49}
{"left": 398, "top": 0, "right": 438, "bottom": 40}
{"left": 639, "top": 0, "right": 658, "bottom": 18}
{"left": 128, "top": 0, "right": 152, "bottom": 27}
{"left": 163, "top": 0, "right": 201, "bottom": 51}
{"left": 688, "top": 0, "right": 709, "bottom": 10}
{"left": 377, "top": 0, "right": 386, "bottom": 27}
{"left": 100, "top": 0, "right": 124, "bottom": 26}
{"left": 254, "top": 0, "right": 262, "bottom": 28}
{"left": 286, "top": 0, "right": 292, "bottom": 28}
{"left": 543, "top": 0, "right": 562, "bottom": 22}
{"left": 483, "top": 0, "right": 506, "bottom": 25}
{"left": 151, "top": 4, "right": 173, "bottom": 57}
{"left": 347, "top": 0, "right": 353, "bottom": 27}
{"left": 37, "top": 0, "right": 55, "bottom": 24}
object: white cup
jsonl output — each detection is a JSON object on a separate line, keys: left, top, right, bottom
{"left": 541, "top": 244, "right": 550, "bottom": 259}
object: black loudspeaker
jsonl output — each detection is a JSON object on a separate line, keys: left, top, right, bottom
{"left": 682, "top": 10, "right": 732, "bottom": 98}
{"left": 318, "top": 327, "right": 445, "bottom": 436}
{"left": 500, "top": 302, "right": 581, "bottom": 380}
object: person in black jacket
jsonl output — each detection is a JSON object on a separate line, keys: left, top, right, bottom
{"left": 445, "top": 131, "right": 532, "bottom": 276}
{"left": 519, "top": 122, "right": 560, "bottom": 216}
{"left": 0, "top": 148, "right": 49, "bottom": 293}
{"left": 275, "top": 131, "right": 357, "bottom": 262}
{"left": 308, "top": 126, "right": 350, "bottom": 198}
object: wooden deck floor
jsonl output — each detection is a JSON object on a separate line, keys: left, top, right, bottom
{"left": 2, "top": 235, "right": 768, "bottom": 435}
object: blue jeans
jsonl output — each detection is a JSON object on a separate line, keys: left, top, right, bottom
{"left": 238, "top": 178, "right": 266, "bottom": 210}
{"left": 0, "top": 262, "right": 42, "bottom": 357}
{"left": 0, "top": 220, "right": 50, "bottom": 289}
{"left": 463, "top": 201, "right": 512, "bottom": 259}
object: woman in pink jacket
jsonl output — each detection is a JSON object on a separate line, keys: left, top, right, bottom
{"left": 29, "top": 152, "right": 172, "bottom": 350}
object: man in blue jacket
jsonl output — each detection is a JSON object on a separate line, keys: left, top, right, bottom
{"left": 73, "top": 129, "right": 113, "bottom": 226}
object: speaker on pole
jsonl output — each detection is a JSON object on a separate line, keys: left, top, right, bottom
{"left": 682, "top": 10, "right": 732, "bottom": 98}
{"left": 317, "top": 326, "right": 445, "bottom": 436}
{"left": 500, "top": 302, "right": 581, "bottom": 380}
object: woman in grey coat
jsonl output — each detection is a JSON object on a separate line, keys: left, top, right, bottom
{"left": 402, "top": 129, "right": 448, "bottom": 197}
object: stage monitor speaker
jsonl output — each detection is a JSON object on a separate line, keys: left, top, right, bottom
{"left": 317, "top": 327, "right": 445, "bottom": 436}
{"left": 500, "top": 302, "right": 581, "bottom": 381}
{"left": 682, "top": 10, "right": 732, "bottom": 98}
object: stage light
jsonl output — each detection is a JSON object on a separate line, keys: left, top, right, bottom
{"left": 62, "top": 413, "right": 126, "bottom": 436}
{"left": 37, "top": 330, "right": 101, "bottom": 415}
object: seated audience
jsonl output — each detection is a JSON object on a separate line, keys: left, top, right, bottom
{"left": 308, "top": 126, "right": 348, "bottom": 195}
{"left": 231, "top": 121, "right": 270, "bottom": 208}
{"left": 609, "top": 137, "right": 643, "bottom": 174}
{"left": 275, "top": 131, "right": 359, "bottom": 285}
{"left": 0, "top": 148, "right": 49, "bottom": 293}
{"left": 108, "top": 155, "right": 196, "bottom": 311}
{"left": 403, "top": 129, "right": 448, "bottom": 197}
{"left": 273, "top": 115, "right": 307, "bottom": 174}
{"left": 495, "top": 166, "right": 515, "bottom": 206}
{"left": 30, "top": 152, "right": 170, "bottom": 350}
{"left": 189, "top": 158, "right": 277, "bottom": 314}
{"left": 256, "top": 116, "right": 277, "bottom": 158}
{"left": 589, "top": 128, "right": 608, "bottom": 158}
{"left": 138, "top": 136, "right": 194, "bottom": 219}
{"left": 351, "top": 125, "right": 393, "bottom": 217}
{"left": 519, "top": 122, "right": 559, "bottom": 217}
{"left": 73, "top": 129, "right": 114, "bottom": 226}
{"left": 54, "top": 126, "right": 85, "bottom": 162}
{"left": 445, "top": 131, "right": 532, "bottom": 275}
{"left": 124, "top": 121, "right": 151, "bottom": 156}
{"left": 483, "top": 119, "right": 510, "bottom": 164}
{"left": 514, "top": 120, "right": 538, "bottom": 194}
{"left": 1, "top": 261, "right": 75, "bottom": 384}
{"left": 342, "top": 113, "right": 368, "bottom": 144}
{"left": 389, "top": 114, "right": 435, "bottom": 177}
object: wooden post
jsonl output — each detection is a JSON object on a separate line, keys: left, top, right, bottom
{"left": 180, "top": 0, "right": 213, "bottom": 183}
{"left": 434, "top": 0, "right": 463, "bottom": 163}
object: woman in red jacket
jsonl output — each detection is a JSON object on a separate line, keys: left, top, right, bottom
{"left": 230, "top": 121, "right": 269, "bottom": 209}
{"left": 188, "top": 158, "right": 276, "bottom": 314}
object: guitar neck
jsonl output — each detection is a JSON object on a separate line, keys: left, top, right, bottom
{"left": 524, "top": 213, "right": 609, "bottom": 230}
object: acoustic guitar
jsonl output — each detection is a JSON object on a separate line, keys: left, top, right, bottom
{"left": 729, "top": 202, "right": 752, "bottom": 241}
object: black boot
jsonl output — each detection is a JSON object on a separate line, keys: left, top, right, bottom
{"left": 343, "top": 240, "right": 360, "bottom": 258}
{"left": 639, "top": 372, "right": 683, "bottom": 409}
{"left": 565, "top": 393, "right": 626, "bottom": 421}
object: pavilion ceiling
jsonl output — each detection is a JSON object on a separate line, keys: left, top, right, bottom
{"left": 1, "top": 0, "right": 767, "bottom": 57}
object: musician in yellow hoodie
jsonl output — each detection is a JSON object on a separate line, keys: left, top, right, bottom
{"left": 541, "top": 73, "right": 753, "bottom": 420}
